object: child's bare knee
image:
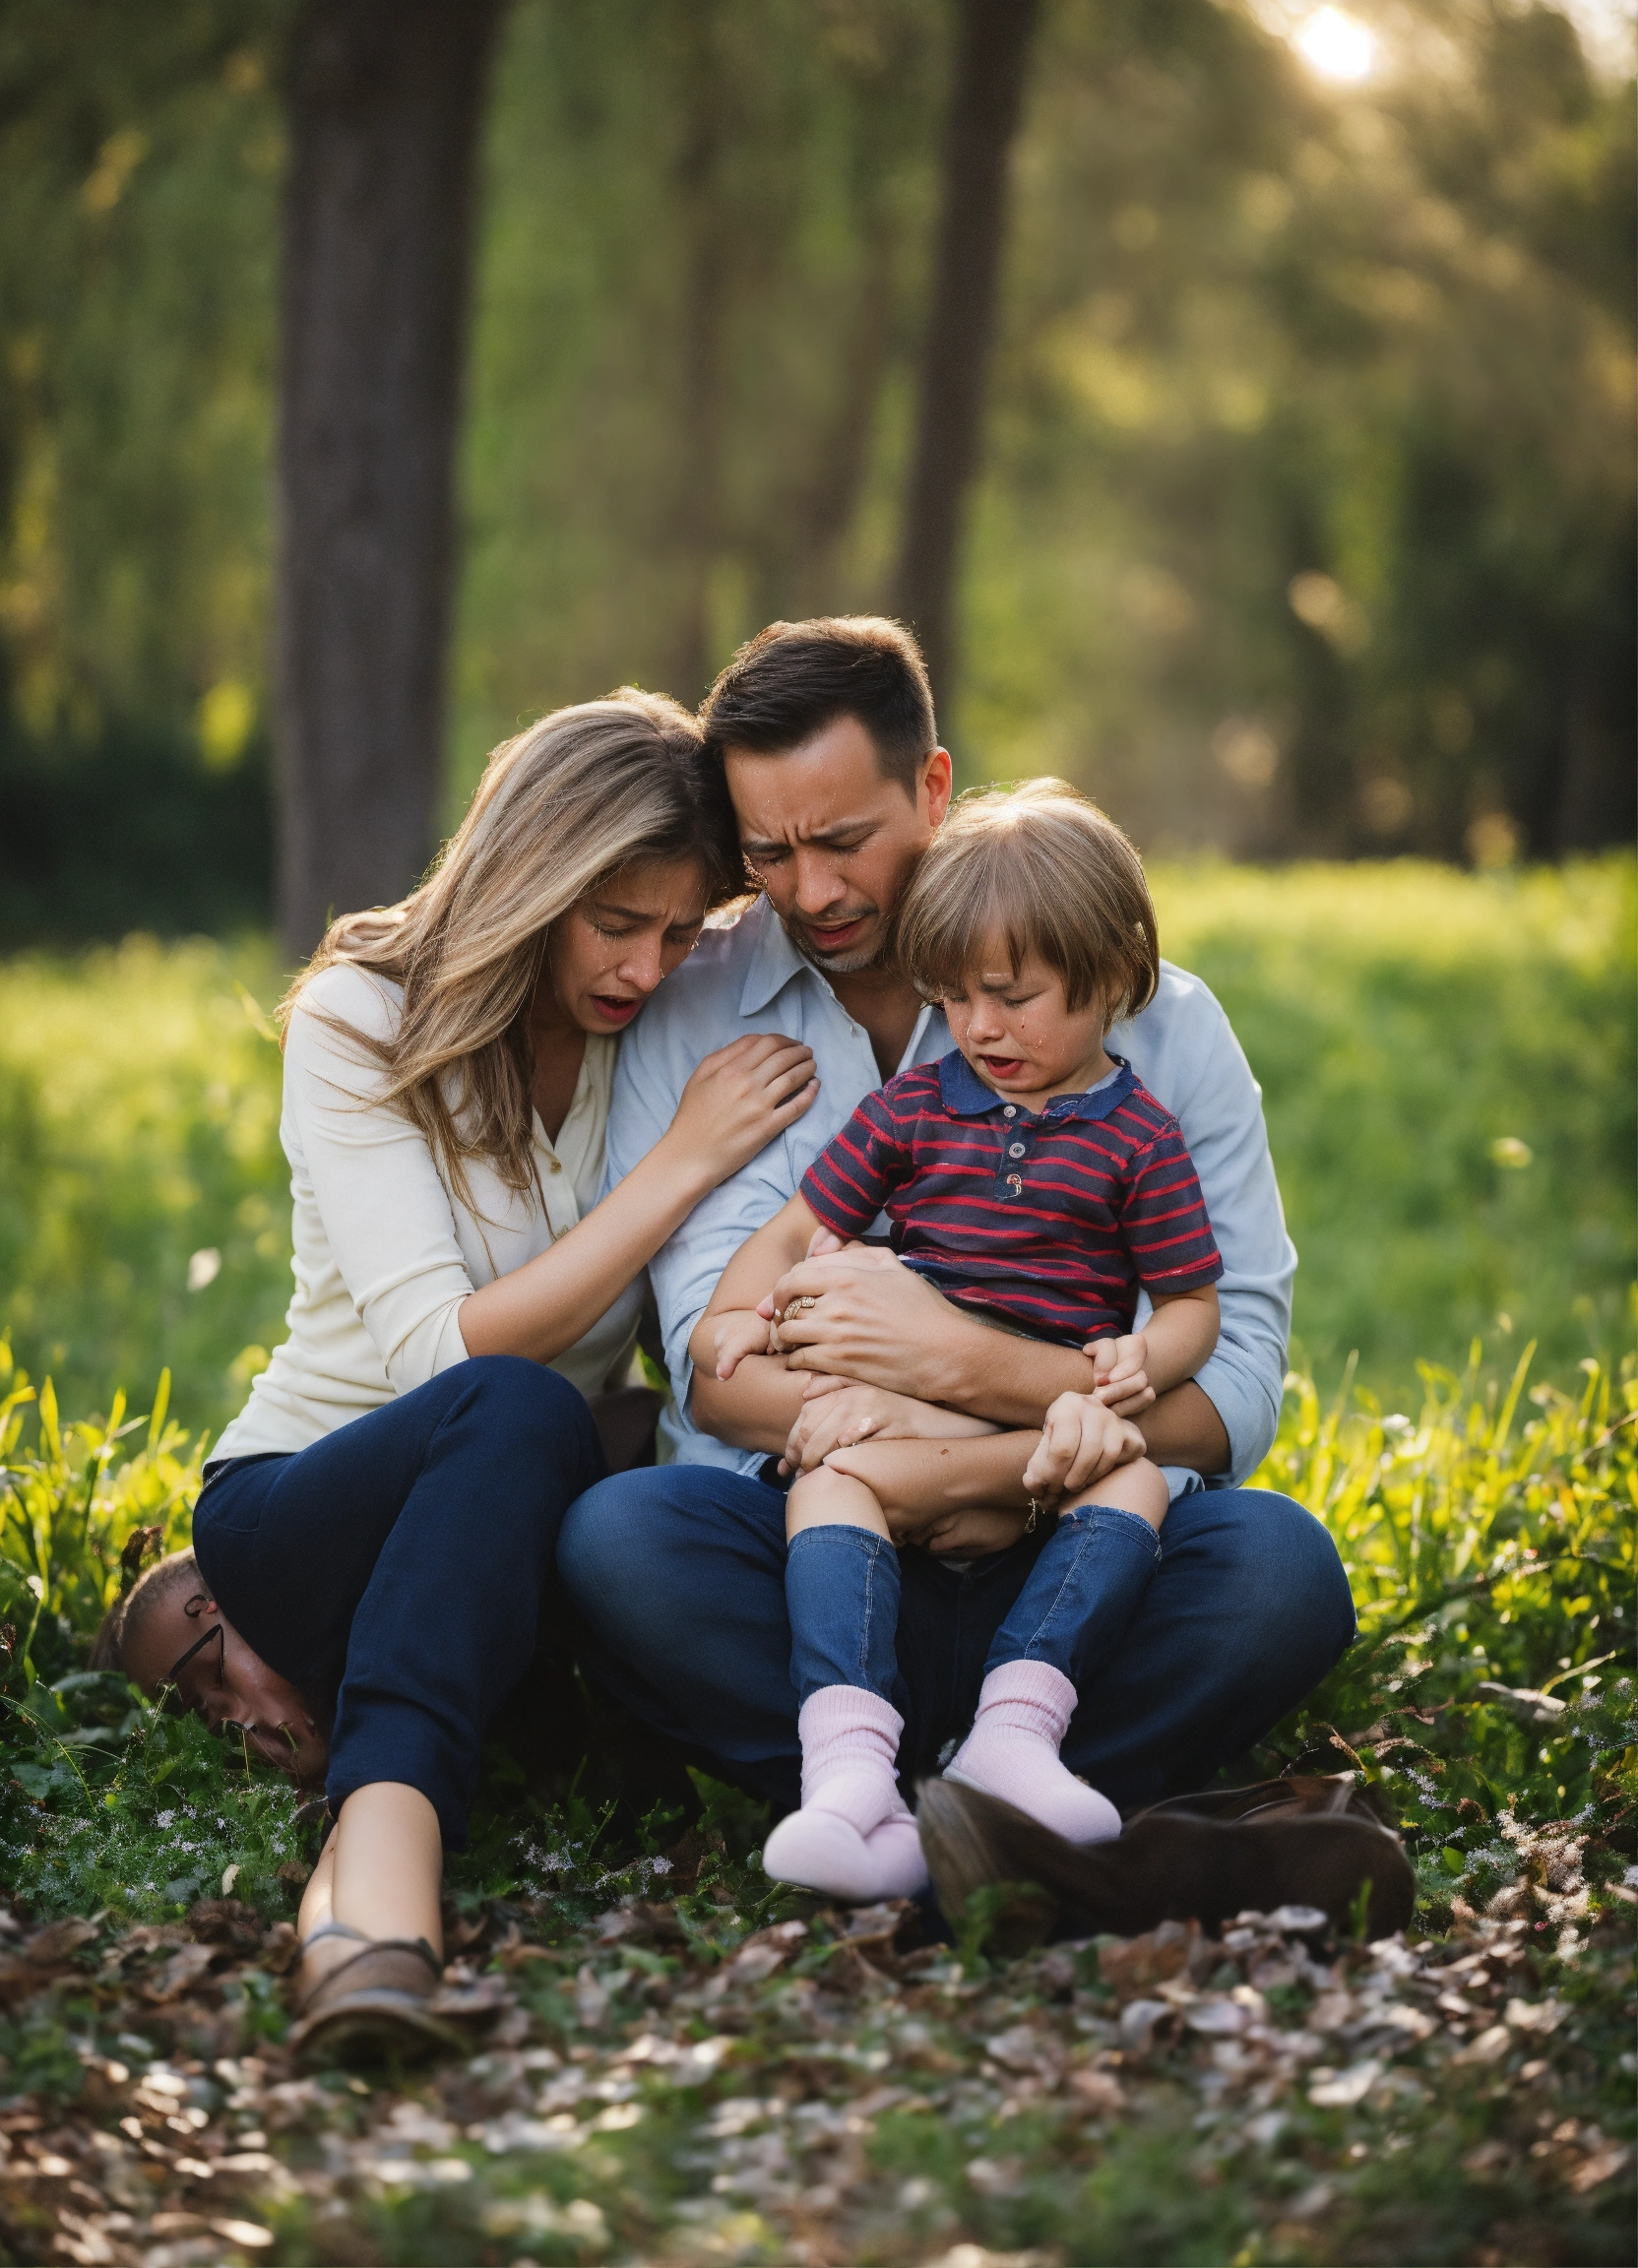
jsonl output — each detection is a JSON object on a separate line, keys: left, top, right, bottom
{"left": 786, "top": 1463, "right": 888, "bottom": 1539}
{"left": 1074, "top": 1454, "right": 1169, "bottom": 1532}
{"left": 786, "top": 1464, "right": 846, "bottom": 1537}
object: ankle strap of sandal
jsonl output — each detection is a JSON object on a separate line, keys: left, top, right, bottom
{"left": 300, "top": 1922, "right": 441, "bottom": 1975}
{"left": 300, "top": 1922, "right": 369, "bottom": 1953}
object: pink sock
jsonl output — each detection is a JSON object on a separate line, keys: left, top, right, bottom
{"left": 946, "top": 1661, "right": 1120, "bottom": 1845}
{"left": 762, "top": 1686, "right": 927, "bottom": 1901}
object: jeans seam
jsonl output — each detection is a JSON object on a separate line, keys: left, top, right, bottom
{"left": 1020, "top": 1512, "right": 1160, "bottom": 1660}
{"left": 856, "top": 1536, "right": 875, "bottom": 1684}
{"left": 1020, "top": 1520, "right": 1101, "bottom": 1660}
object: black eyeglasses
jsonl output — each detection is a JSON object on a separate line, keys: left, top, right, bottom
{"left": 161, "top": 1598, "right": 224, "bottom": 1707}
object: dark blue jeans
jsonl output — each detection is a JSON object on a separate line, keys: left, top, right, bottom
{"left": 558, "top": 1467, "right": 1355, "bottom": 1816}
{"left": 191, "top": 1356, "right": 602, "bottom": 1848}
{"left": 987, "top": 1501, "right": 1164, "bottom": 1681}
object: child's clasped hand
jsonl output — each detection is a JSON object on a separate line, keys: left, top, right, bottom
{"left": 1023, "top": 1390, "right": 1147, "bottom": 1503}
{"left": 1084, "top": 1330, "right": 1157, "bottom": 1417}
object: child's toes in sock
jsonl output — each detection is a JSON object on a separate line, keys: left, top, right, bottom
{"left": 761, "top": 1685, "right": 929, "bottom": 1901}
{"left": 762, "top": 1802, "right": 927, "bottom": 1901}
{"left": 946, "top": 1660, "right": 1120, "bottom": 1845}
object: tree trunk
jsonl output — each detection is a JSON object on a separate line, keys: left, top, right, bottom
{"left": 666, "top": 2, "right": 730, "bottom": 705}
{"left": 275, "top": 0, "right": 507, "bottom": 960}
{"left": 894, "top": 0, "right": 1040, "bottom": 716}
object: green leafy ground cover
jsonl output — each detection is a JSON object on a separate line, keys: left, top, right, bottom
{"left": 1, "top": 859, "right": 1630, "bottom": 1438}
{"left": 0, "top": 1333, "right": 1632, "bottom": 2264}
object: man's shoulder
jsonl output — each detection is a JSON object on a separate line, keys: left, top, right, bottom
{"left": 1114, "top": 960, "right": 1232, "bottom": 1065}
{"left": 1110, "top": 961, "right": 1246, "bottom": 1125}
{"left": 1140, "top": 959, "right": 1229, "bottom": 1035}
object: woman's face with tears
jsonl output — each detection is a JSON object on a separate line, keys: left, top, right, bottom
{"left": 543, "top": 855, "right": 714, "bottom": 1036}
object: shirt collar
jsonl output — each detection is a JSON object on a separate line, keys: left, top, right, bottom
{"left": 937, "top": 1048, "right": 1137, "bottom": 1123}
{"left": 737, "top": 895, "right": 815, "bottom": 1018}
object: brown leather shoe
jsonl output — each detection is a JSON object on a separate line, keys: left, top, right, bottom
{"left": 287, "top": 1923, "right": 459, "bottom": 2063}
{"left": 916, "top": 1773, "right": 1416, "bottom": 1950}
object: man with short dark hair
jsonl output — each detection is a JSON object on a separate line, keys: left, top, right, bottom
{"left": 559, "top": 615, "right": 1354, "bottom": 1838}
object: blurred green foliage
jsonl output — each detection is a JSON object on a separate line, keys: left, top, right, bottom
{"left": 0, "top": 0, "right": 1630, "bottom": 944}
{"left": 1255, "top": 1340, "right": 1636, "bottom": 1920}
{"left": 1154, "top": 853, "right": 1636, "bottom": 1388}
{"left": 0, "top": 1344, "right": 307, "bottom": 1921}
{"left": 0, "top": 859, "right": 1628, "bottom": 1438}
{"left": 0, "top": 933, "right": 290, "bottom": 1435}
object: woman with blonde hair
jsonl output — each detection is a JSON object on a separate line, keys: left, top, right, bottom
{"left": 93, "top": 689, "right": 818, "bottom": 2054}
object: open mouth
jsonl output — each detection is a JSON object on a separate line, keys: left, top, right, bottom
{"left": 590, "top": 993, "right": 643, "bottom": 1026}
{"left": 805, "top": 914, "right": 870, "bottom": 954}
{"left": 979, "top": 1055, "right": 1028, "bottom": 1081}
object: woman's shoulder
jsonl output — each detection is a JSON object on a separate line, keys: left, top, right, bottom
{"left": 284, "top": 962, "right": 405, "bottom": 1070}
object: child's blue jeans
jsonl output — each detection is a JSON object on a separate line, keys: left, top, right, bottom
{"left": 784, "top": 1502, "right": 1162, "bottom": 1708}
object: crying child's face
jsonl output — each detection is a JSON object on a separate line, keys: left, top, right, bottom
{"left": 942, "top": 946, "right": 1111, "bottom": 1104}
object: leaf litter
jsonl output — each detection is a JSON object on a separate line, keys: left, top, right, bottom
{"left": 1, "top": 1808, "right": 1632, "bottom": 2268}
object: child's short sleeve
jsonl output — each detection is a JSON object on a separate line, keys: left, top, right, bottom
{"left": 800, "top": 1083, "right": 917, "bottom": 1239}
{"left": 1120, "top": 1124, "right": 1224, "bottom": 1293}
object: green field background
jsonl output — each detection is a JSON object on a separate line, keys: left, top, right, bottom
{"left": 0, "top": 855, "right": 1631, "bottom": 1438}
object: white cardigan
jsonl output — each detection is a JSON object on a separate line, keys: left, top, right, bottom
{"left": 214, "top": 963, "right": 644, "bottom": 1461}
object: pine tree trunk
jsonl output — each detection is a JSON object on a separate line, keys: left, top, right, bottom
{"left": 895, "top": 0, "right": 1040, "bottom": 716}
{"left": 275, "top": 0, "right": 506, "bottom": 959}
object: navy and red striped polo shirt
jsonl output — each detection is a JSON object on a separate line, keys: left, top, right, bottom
{"left": 799, "top": 1049, "right": 1222, "bottom": 1348}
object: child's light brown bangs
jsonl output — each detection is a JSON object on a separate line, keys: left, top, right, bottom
{"left": 899, "top": 864, "right": 1041, "bottom": 1002}
{"left": 896, "top": 780, "right": 1161, "bottom": 1022}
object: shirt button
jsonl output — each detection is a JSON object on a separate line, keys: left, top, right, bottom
{"left": 1002, "top": 1104, "right": 1016, "bottom": 1118}
{"left": 1008, "top": 1142, "right": 1026, "bottom": 1159}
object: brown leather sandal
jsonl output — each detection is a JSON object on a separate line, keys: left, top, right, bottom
{"left": 287, "top": 1922, "right": 460, "bottom": 2063}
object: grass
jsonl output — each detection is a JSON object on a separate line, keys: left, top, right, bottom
{"left": 0, "top": 1331, "right": 1632, "bottom": 2263}
{"left": 0, "top": 933, "right": 291, "bottom": 1438}
{"left": 1152, "top": 854, "right": 1635, "bottom": 1392}
{"left": 0, "top": 856, "right": 1631, "bottom": 2258}
{"left": 0, "top": 857, "right": 1630, "bottom": 1435}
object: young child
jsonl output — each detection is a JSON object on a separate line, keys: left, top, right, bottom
{"left": 692, "top": 780, "right": 1224, "bottom": 1902}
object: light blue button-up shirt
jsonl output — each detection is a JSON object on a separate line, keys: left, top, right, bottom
{"left": 605, "top": 894, "right": 1296, "bottom": 1484}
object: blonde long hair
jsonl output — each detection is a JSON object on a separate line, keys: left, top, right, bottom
{"left": 281, "top": 689, "right": 743, "bottom": 1206}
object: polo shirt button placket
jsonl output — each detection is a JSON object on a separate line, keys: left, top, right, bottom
{"left": 998, "top": 1115, "right": 1032, "bottom": 1198}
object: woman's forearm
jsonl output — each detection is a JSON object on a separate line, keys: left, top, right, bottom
{"left": 459, "top": 1137, "right": 712, "bottom": 1364}
{"left": 689, "top": 1353, "right": 807, "bottom": 1453}
{"left": 823, "top": 1430, "right": 1039, "bottom": 1548}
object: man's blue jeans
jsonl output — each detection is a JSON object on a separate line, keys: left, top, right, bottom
{"left": 558, "top": 1467, "right": 1356, "bottom": 1816}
